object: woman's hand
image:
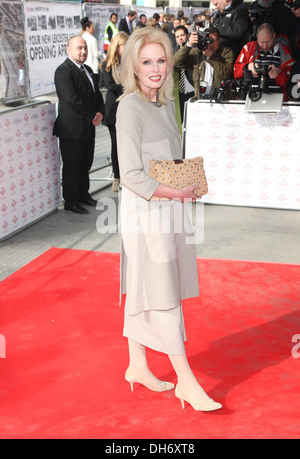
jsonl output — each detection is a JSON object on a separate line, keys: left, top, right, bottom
{"left": 179, "top": 185, "right": 200, "bottom": 203}
{"left": 152, "top": 183, "right": 200, "bottom": 202}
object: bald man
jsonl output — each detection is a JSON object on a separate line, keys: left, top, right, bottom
{"left": 53, "top": 36, "right": 105, "bottom": 213}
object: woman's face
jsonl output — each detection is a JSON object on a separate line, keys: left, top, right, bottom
{"left": 136, "top": 42, "right": 168, "bottom": 101}
{"left": 87, "top": 23, "right": 95, "bottom": 34}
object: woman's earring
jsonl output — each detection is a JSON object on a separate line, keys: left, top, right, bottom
{"left": 134, "top": 72, "right": 138, "bottom": 79}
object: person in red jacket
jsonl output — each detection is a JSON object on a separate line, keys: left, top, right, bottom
{"left": 234, "top": 22, "right": 294, "bottom": 98}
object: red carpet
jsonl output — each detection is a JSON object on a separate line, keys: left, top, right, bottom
{"left": 0, "top": 248, "right": 300, "bottom": 439}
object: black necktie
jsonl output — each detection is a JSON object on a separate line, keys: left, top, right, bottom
{"left": 80, "top": 65, "right": 94, "bottom": 91}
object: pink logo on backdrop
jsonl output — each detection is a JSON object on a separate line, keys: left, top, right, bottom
{"left": 243, "top": 148, "right": 255, "bottom": 157}
{"left": 259, "top": 193, "right": 270, "bottom": 202}
{"left": 262, "top": 149, "right": 272, "bottom": 158}
{"left": 225, "top": 162, "right": 236, "bottom": 170}
{"left": 227, "top": 133, "right": 237, "bottom": 142}
{"left": 226, "top": 147, "right": 237, "bottom": 156}
{"left": 245, "top": 134, "right": 255, "bottom": 143}
{"left": 277, "top": 194, "right": 288, "bottom": 202}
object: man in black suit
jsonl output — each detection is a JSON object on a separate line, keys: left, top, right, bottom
{"left": 53, "top": 36, "right": 105, "bottom": 214}
{"left": 118, "top": 10, "right": 137, "bottom": 35}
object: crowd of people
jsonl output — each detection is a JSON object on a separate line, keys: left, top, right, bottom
{"left": 54, "top": 0, "right": 300, "bottom": 209}
{"left": 96, "top": 1, "right": 299, "bottom": 191}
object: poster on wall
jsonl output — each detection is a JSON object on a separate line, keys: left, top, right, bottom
{"left": 23, "top": 1, "right": 82, "bottom": 98}
{"left": 0, "top": 0, "right": 27, "bottom": 101}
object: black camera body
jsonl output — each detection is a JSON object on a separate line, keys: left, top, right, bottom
{"left": 254, "top": 63, "right": 270, "bottom": 93}
{"left": 196, "top": 31, "right": 213, "bottom": 51}
{"left": 188, "top": 22, "right": 213, "bottom": 51}
{"left": 249, "top": 6, "right": 274, "bottom": 26}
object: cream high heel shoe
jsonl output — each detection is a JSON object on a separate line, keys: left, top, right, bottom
{"left": 175, "top": 385, "right": 222, "bottom": 412}
{"left": 125, "top": 368, "right": 175, "bottom": 393}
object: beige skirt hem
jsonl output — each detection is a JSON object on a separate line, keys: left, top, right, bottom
{"left": 123, "top": 304, "right": 187, "bottom": 356}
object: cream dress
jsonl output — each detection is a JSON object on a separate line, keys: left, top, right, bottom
{"left": 116, "top": 92, "right": 199, "bottom": 355}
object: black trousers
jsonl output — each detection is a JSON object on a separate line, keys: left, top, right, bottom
{"left": 60, "top": 136, "right": 95, "bottom": 204}
{"left": 179, "top": 91, "right": 194, "bottom": 122}
{"left": 108, "top": 125, "right": 119, "bottom": 179}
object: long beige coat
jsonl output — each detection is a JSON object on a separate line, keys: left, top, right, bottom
{"left": 116, "top": 92, "right": 199, "bottom": 314}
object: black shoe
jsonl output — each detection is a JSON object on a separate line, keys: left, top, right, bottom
{"left": 64, "top": 203, "right": 89, "bottom": 214}
{"left": 80, "top": 198, "right": 97, "bottom": 206}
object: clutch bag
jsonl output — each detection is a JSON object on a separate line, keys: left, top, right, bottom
{"left": 148, "top": 156, "right": 208, "bottom": 197}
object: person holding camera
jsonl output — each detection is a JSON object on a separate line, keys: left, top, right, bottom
{"left": 174, "top": 27, "right": 235, "bottom": 99}
{"left": 234, "top": 22, "right": 294, "bottom": 99}
{"left": 210, "top": 0, "right": 251, "bottom": 58}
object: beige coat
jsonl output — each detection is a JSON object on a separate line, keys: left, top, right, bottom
{"left": 116, "top": 92, "right": 199, "bottom": 316}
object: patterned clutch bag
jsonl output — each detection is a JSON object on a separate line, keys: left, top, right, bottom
{"left": 148, "top": 157, "right": 208, "bottom": 197}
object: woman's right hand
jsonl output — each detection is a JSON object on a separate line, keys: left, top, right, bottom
{"left": 179, "top": 185, "right": 200, "bottom": 203}
{"left": 152, "top": 183, "right": 201, "bottom": 202}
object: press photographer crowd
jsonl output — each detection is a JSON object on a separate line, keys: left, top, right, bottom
{"left": 154, "top": 0, "right": 300, "bottom": 107}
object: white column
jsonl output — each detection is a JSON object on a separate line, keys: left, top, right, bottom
{"left": 169, "top": 0, "right": 183, "bottom": 7}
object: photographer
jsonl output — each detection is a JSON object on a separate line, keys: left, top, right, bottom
{"left": 234, "top": 23, "right": 294, "bottom": 98}
{"left": 174, "top": 27, "right": 235, "bottom": 99}
{"left": 173, "top": 26, "right": 195, "bottom": 118}
{"left": 249, "top": 0, "right": 277, "bottom": 41}
{"left": 211, "top": 0, "right": 251, "bottom": 58}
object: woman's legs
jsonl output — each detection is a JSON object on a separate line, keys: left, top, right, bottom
{"left": 168, "top": 353, "right": 211, "bottom": 404}
{"left": 127, "top": 338, "right": 169, "bottom": 388}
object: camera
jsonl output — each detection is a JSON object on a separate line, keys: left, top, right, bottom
{"left": 196, "top": 31, "right": 213, "bottom": 51}
{"left": 254, "top": 63, "right": 270, "bottom": 94}
{"left": 249, "top": 6, "right": 274, "bottom": 26}
{"left": 284, "top": 0, "right": 300, "bottom": 10}
{"left": 188, "top": 22, "right": 213, "bottom": 51}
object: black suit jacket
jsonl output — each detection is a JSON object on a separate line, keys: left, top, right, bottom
{"left": 53, "top": 58, "right": 104, "bottom": 140}
{"left": 118, "top": 18, "right": 131, "bottom": 35}
{"left": 102, "top": 61, "right": 123, "bottom": 128}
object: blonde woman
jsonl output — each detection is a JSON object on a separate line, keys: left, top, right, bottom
{"left": 101, "top": 32, "right": 128, "bottom": 191}
{"left": 116, "top": 27, "right": 222, "bottom": 412}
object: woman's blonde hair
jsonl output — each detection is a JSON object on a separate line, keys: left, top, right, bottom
{"left": 101, "top": 32, "right": 128, "bottom": 72}
{"left": 119, "top": 27, "right": 174, "bottom": 104}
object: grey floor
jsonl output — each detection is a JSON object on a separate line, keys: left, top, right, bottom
{"left": 1, "top": 107, "right": 300, "bottom": 282}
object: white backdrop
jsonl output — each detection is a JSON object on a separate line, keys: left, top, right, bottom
{"left": 0, "top": 103, "right": 61, "bottom": 240}
{"left": 184, "top": 101, "right": 300, "bottom": 210}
